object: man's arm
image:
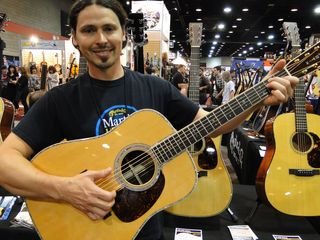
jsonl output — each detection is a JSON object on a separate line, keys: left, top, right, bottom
{"left": 0, "top": 133, "right": 116, "bottom": 220}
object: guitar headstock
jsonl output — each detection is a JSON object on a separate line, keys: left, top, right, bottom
{"left": 127, "top": 13, "right": 148, "bottom": 46}
{"left": 0, "top": 13, "right": 8, "bottom": 32}
{"left": 286, "top": 41, "right": 320, "bottom": 78}
{"left": 282, "top": 22, "right": 301, "bottom": 57}
{"left": 189, "top": 22, "right": 203, "bottom": 47}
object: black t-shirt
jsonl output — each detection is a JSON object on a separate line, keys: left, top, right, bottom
{"left": 171, "top": 71, "right": 187, "bottom": 90}
{"left": 13, "top": 69, "right": 198, "bottom": 153}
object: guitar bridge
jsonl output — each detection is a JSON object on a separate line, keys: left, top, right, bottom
{"left": 289, "top": 169, "right": 320, "bottom": 176}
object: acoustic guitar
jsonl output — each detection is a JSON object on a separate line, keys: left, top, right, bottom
{"left": 26, "top": 41, "right": 320, "bottom": 239}
{"left": 166, "top": 22, "right": 232, "bottom": 217}
{"left": 256, "top": 23, "right": 320, "bottom": 216}
{"left": 0, "top": 97, "right": 15, "bottom": 143}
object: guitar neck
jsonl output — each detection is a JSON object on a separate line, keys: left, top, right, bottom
{"left": 153, "top": 77, "right": 272, "bottom": 164}
{"left": 189, "top": 46, "right": 200, "bottom": 104}
{"left": 294, "top": 78, "right": 307, "bottom": 132}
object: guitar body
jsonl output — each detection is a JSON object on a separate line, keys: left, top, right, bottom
{"left": 166, "top": 135, "right": 232, "bottom": 217}
{"left": 256, "top": 113, "right": 320, "bottom": 216}
{"left": 0, "top": 97, "right": 15, "bottom": 143}
{"left": 26, "top": 110, "right": 197, "bottom": 240}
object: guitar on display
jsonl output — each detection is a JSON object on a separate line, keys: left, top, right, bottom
{"left": 166, "top": 22, "right": 232, "bottom": 217}
{"left": 25, "top": 37, "right": 320, "bottom": 239}
{"left": 256, "top": 22, "right": 320, "bottom": 216}
{"left": 0, "top": 98, "right": 15, "bottom": 143}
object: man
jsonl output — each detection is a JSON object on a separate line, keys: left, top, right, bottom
{"left": 210, "top": 66, "right": 224, "bottom": 105}
{"left": 0, "top": 65, "right": 8, "bottom": 97}
{"left": 199, "top": 67, "right": 210, "bottom": 104}
{"left": 171, "top": 64, "right": 188, "bottom": 96}
{"left": 0, "top": 0, "right": 298, "bottom": 239}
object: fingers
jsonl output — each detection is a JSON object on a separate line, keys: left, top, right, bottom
{"left": 266, "top": 59, "right": 286, "bottom": 77}
{"left": 84, "top": 167, "right": 113, "bottom": 182}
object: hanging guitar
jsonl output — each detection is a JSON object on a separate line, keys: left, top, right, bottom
{"left": 25, "top": 39, "right": 320, "bottom": 239}
{"left": 166, "top": 22, "right": 232, "bottom": 217}
{"left": 0, "top": 97, "right": 15, "bottom": 143}
{"left": 127, "top": 13, "right": 148, "bottom": 74}
{"left": 256, "top": 22, "right": 320, "bottom": 216}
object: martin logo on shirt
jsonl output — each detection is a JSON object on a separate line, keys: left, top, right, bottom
{"left": 95, "top": 105, "right": 137, "bottom": 135}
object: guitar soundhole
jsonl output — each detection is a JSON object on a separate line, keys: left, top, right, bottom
{"left": 121, "top": 150, "right": 155, "bottom": 186}
{"left": 188, "top": 140, "right": 204, "bottom": 155}
{"left": 292, "top": 132, "right": 312, "bottom": 153}
{"left": 198, "top": 137, "right": 218, "bottom": 170}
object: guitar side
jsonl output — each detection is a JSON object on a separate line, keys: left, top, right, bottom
{"left": 259, "top": 113, "right": 320, "bottom": 216}
{"left": 166, "top": 135, "right": 232, "bottom": 217}
{"left": 0, "top": 97, "right": 15, "bottom": 143}
{"left": 26, "top": 110, "right": 197, "bottom": 240}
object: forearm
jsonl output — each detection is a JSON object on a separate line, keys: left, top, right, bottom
{"left": 0, "top": 145, "right": 63, "bottom": 201}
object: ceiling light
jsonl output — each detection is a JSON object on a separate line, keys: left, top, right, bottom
{"left": 242, "top": 8, "right": 249, "bottom": 12}
{"left": 291, "top": 8, "right": 298, "bottom": 12}
{"left": 215, "top": 34, "right": 221, "bottom": 39}
{"left": 278, "top": 18, "right": 284, "bottom": 21}
{"left": 261, "top": 31, "right": 265, "bottom": 34}
{"left": 211, "top": 46, "right": 215, "bottom": 49}
{"left": 243, "top": 50, "right": 247, "bottom": 54}
{"left": 232, "top": 25, "right": 237, "bottom": 28}
{"left": 268, "top": 25, "right": 274, "bottom": 29}
{"left": 315, "top": 6, "right": 320, "bottom": 14}
{"left": 305, "top": 26, "right": 311, "bottom": 29}
{"left": 174, "top": 7, "right": 178, "bottom": 11}
{"left": 228, "top": 31, "right": 233, "bottom": 33}
{"left": 218, "top": 23, "right": 225, "bottom": 29}
{"left": 254, "top": 36, "right": 259, "bottom": 38}
{"left": 212, "top": 41, "right": 218, "bottom": 45}
{"left": 126, "top": 1, "right": 130, "bottom": 5}
{"left": 224, "top": 7, "right": 232, "bottom": 13}
{"left": 267, "top": 34, "right": 274, "bottom": 40}
{"left": 196, "top": 8, "right": 202, "bottom": 12}
{"left": 238, "top": 53, "right": 242, "bottom": 56}
{"left": 236, "top": 18, "right": 242, "bottom": 21}
{"left": 257, "top": 42, "right": 262, "bottom": 46}
{"left": 226, "top": 35, "right": 230, "bottom": 38}
{"left": 197, "top": 18, "right": 202, "bottom": 21}
{"left": 249, "top": 47, "right": 254, "bottom": 50}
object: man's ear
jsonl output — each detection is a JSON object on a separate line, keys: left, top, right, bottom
{"left": 122, "top": 32, "right": 128, "bottom": 49}
{"left": 71, "top": 35, "right": 79, "bottom": 49}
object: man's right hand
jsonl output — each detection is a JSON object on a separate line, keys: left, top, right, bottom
{"left": 57, "top": 167, "right": 116, "bottom": 220}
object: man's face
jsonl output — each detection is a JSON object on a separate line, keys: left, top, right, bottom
{"left": 1, "top": 68, "right": 7, "bottom": 75}
{"left": 72, "top": 4, "right": 126, "bottom": 72}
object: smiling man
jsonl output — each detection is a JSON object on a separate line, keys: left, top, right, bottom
{"left": 0, "top": 0, "right": 298, "bottom": 240}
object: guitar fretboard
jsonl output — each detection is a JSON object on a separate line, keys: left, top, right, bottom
{"left": 189, "top": 46, "right": 200, "bottom": 104}
{"left": 294, "top": 78, "right": 307, "bottom": 132}
{"left": 152, "top": 78, "right": 271, "bottom": 164}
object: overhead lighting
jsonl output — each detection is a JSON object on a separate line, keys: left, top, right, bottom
{"left": 126, "top": 1, "right": 130, "bottom": 5}
{"left": 278, "top": 18, "right": 284, "bottom": 21}
{"left": 238, "top": 53, "right": 242, "bottom": 56}
{"left": 268, "top": 25, "right": 274, "bottom": 29}
{"left": 242, "top": 8, "right": 249, "bottom": 12}
{"left": 257, "top": 42, "right": 262, "bottom": 46}
{"left": 212, "top": 41, "right": 218, "bottom": 45}
{"left": 226, "top": 35, "right": 230, "bottom": 38}
{"left": 211, "top": 46, "right": 215, "bottom": 49}
{"left": 30, "top": 35, "right": 39, "bottom": 43}
{"left": 254, "top": 35, "right": 259, "bottom": 38}
{"left": 224, "top": 7, "right": 232, "bottom": 13}
{"left": 228, "top": 31, "right": 233, "bottom": 33}
{"left": 174, "top": 7, "right": 178, "bottom": 11}
{"left": 197, "top": 18, "right": 202, "bottom": 21}
{"left": 243, "top": 50, "right": 247, "bottom": 54}
{"left": 232, "top": 25, "right": 237, "bottom": 28}
{"left": 305, "top": 25, "right": 311, "bottom": 29}
{"left": 218, "top": 23, "right": 225, "bottom": 29}
{"left": 236, "top": 18, "right": 242, "bottom": 21}
{"left": 214, "top": 34, "right": 221, "bottom": 39}
{"left": 196, "top": 8, "right": 202, "bottom": 12}
{"left": 315, "top": 6, "right": 320, "bottom": 14}
{"left": 249, "top": 47, "right": 254, "bottom": 50}
{"left": 268, "top": 34, "right": 274, "bottom": 40}
{"left": 261, "top": 31, "right": 265, "bottom": 34}
{"left": 291, "top": 8, "right": 298, "bottom": 12}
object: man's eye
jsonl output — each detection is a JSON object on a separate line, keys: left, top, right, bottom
{"left": 83, "top": 28, "right": 95, "bottom": 33}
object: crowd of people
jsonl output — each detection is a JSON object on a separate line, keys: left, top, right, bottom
{"left": 0, "top": 64, "right": 60, "bottom": 115}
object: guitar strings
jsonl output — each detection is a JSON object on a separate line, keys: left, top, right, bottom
{"left": 95, "top": 57, "right": 316, "bottom": 191}
{"left": 95, "top": 51, "right": 319, "bottom": 192}
{"left": 95, "top": 62, "right": 318, "bottom": 192}
{"left": 96, "top": 43, "right": 318, "bottom": 189}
